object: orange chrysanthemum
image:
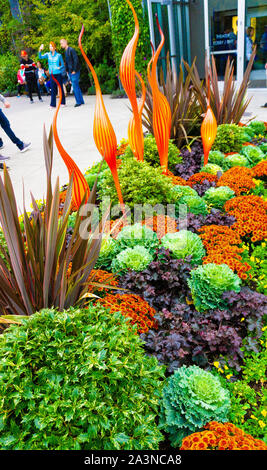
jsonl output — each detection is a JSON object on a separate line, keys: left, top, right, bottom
{"left": 187, "top": 172, "right": 218, "bottom": 187}
{"left": 166, "top": 171, "right": 187, "bottom": 186}
{"left": 224, "top": 195, "right": 267, "bottom": 242}
{"left": 142, "top": 214, "right": 178, "bottom": 239}
{"left": 198, "top": 224, "right": 251, "bottom": 278}
{"left": 217, "top": 167, "right": 255, "bottom": 196}
{"left": 251, "top": 160, "right": 267, "bottom": 179}
{"left": 95, "top": 293, "right": 158, "bottom": 334}
{"left": 180, "top": 422, "right": 267, "bottom": 450}
{"left": 87, "top": 269, "right": 118, "bottom": 295}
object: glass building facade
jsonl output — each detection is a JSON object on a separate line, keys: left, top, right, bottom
{"left": 145, "top": 0, "right": 267, "bottom": 87}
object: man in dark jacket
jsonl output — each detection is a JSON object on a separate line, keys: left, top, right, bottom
{"left": 20, "top": 50, "right": 43, "bottom": 103}
{"left": 60, "top": 39, "right": 84, "bottom": 107}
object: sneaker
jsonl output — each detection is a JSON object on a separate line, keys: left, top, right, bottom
{"left": 0, "top": 154, "right": 10, "bottom": 161}
{"left": 74, "top": 103, "right": 83, "bottom": 107}
{"left": 20, "top": 142, "right": 31, "bottom": 153}
{"left": 39, "top": 98, "right": 43, "bottom": 102}
{"left": 261, "top": 103, "right": 267, "bottom": 108}
{"left": 0, "top": 143, "right": 4, "bottom": 150}
{"left": 30, "top": 100, "right": 34, "bottom": 104}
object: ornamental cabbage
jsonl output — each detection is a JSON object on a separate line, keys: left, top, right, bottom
{"left": 200, "top": 163, "right": 223, "bottom": 175}
{"left": 181, "top": 195, "right": 208, "bottom": 216}
{"left": 259, "top": 142, "right": 267, "bottom": 154}
{"left": 161, "top": 230, "right": 205, "bottom": 265}
{"left": 203, "top": 186, "right": 235, "bottom": 209}
{"left": 208, "top": 150, "right": 225, "bottom": 166}
{"left": 223, "top": 153, "right": 248, "bottom": 169}
{"left": 116, "top": 223, "right": 159, "bottom": 254}
{"left": 188, "top": 263, "right": 241, "bottom": 312}
{"left": 111, "top": 245, "right": 153, "bottom": 274}
{"left": 159, "top": 365, "right": 231, "bottom": 447}
{"left": 172, "top": 185, "right": 198, "bottom": 200}
{"left": 95, "top": 234, "right": 118, "bottom": 270}
{"left": 241, "top": 145, "right": 265, "bottom": 166}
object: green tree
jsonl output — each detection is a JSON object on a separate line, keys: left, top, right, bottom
{"left": 108, "top": 0, "right": 151, "bottom": 76}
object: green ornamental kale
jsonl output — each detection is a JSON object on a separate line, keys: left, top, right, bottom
{"left": 172, "top": 185, "right": 198, "bottom": 200}
{"left": 223, "top": 153, "right": 248, "bottom": 169}
{"left": 188, "top": 263, "right": 241, "bottom": 312}
{"left": 241, "top": 145, "right": 265, "bottom": 166}
{"left": 116, "top": 223, "right": 159, "bottom": 254}
{"left": 180, "top": 195, "right": 208, "bottom": 216}
{"left": 200, "top": 163, "right": 224, "bottom": 175}
{"left": 207, "top": 150, "right": 225, "bottom": 166}
{"left": 160, "top": 365, "right": 231, "bottom": 447}
{"left": 161, "top": 230, "right": 205, "bottom": 265}
{"left": 203, "top": 186, "right": 235, "bottom": 209}
{"left": 0, "top": 306, "right": 165, "bottom": 450}
{"left": 95, "top": 234, "right": 119, "bottom": 270}
{"left": 111, "top": 245, "right": 153, "bottom": 274}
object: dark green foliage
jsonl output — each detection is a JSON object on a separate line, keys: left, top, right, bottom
{"left": 0, "top": 306, "right": 165, "bottom": 450}
{"left": 124, "top": 135, "right": 182, "bottom": 171}
{"left": 0, "top": 54, "right": 20, "bottom": 93}
{"left": 99, "top": 156, "right": 176, "bottom": 213}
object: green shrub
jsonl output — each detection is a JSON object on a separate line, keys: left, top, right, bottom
{"left": 0, "top": 306, "right": 165, "bottom": 450}
{"left": 200, "top": 163, "right": 223, "bottom": 175}
{"left": 116, "top": 223, "right": 159, "bottom": 254}
{"left": 223, "top": 153, "right": 248, "bottom": 169}
{"left": 99, "top": 156, "right": 176, "bottom": 213}
{"left": 0, "top": 228, "right": 9, "bottom": 267}
{"left": 212, "top": 124, "right": 244, "bottom": 153}
{"left": 159, "top": 365, "right": 230, "bottom": 447}
{"left": 180, "top": 195, "right": 208, "bottom": 216}
{"left": 111, "top": 245, "right": 153, "bottom": 274}
{"left": 0, "top": 54, "right": 20, "bottom": 93}
{"left": 161, "top": 230, "right": 205, "bottom": 265}
{"left": 208, "top": 150, "right": 225, "bottom": 166}
{"left": 125, "top": 135, "right": 181, "bottom": 171}
{"left": 203, "top": 186, "right": 235, "bottom": 209}
{"left": 259, "top": 143, "right": 267, "bottom": 154}
{"left": 247, "top": 120, "right": 267, "bottom": 136}
{"left": 241, "top": 145, "right": 265, "bottom": 166}
{"left": 188, "top": 263, "right": 241, "bottom": 312}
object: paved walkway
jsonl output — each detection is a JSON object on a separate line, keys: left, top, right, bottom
{"left": 0, "top": 88, "right": 266, "bottom": 211}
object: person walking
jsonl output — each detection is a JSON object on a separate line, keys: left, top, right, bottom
{"left": 60, "top": 38, "right": 84, "bottom": 107}
{"left": 39, "top": 42, "right": 66, "bottom": 108}
{"left": 0, "top": 93, "right": 31, "bottom": 167}
{"left": 20, "top": 50, "right": 43, "bottom": 104}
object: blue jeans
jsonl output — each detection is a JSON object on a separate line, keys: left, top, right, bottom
{"left": 0, "top": 109, "right": 24, "bottom": 150}
{"left": 50, "top": 73, "right": 66, "bottom": 107}
{"left": 70, "top": 71, "right": 84, "bottom": 105}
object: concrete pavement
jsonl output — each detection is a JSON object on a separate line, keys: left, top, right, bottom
{"left": 0, "top": 88, "right": 266, "bottom": 212}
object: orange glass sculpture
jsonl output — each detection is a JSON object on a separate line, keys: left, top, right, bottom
{"left": 78, "top": 25, "right": 124, "bottom": 207}
{"left": 201, "top": 77, "right": 217, "bottom": 166}
{"left": 148, "top": 16, "right": 171, "bottom": 174}
{"left": 52, "top": 74, "right": 90, "bottom": 208}
{"left": 119, "top": 0, "right": 144, "bottom": 161}
{"left": 127, "top": 70, "right": 146, "bottom": 160}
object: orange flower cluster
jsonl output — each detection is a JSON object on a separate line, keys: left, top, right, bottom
{"left": 166, "top": 170, "right": 187, "bottom": 186}
{"left": 95, "top": 293, "right": 158, "bottom": 334}
{"left": 224, "top": 195, "right": 267, "bottom": 242}
{"left": 87, "top": 269, "right": 118, "bottom": 294}
{"left": 187, "top": 172, "right": 218, "bottom": 187}
{"left": 217, "top": 167, "right": 255, "bottom": 196}
{"left": 59, "top": 189, "right": 78, "bottom": 213}
{"left": 104, "top": 219, "right": 125, "bottom": 238}
{"left": 251, "top": 160, "right": 267, "bottom": 179}
{"left": 180, "top": 422, "right": 267, "bottom": 450}
{"left": 198, "top": 225, "right": 251, "bottom": 279}
{"left": 116, "top": 140, "right": 129, "bottom": 157}
{"left": 142, "top": 214, "right": 178, "bottom": 239}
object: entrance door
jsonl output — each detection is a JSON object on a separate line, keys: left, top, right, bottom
{"left": 204, "top": 0, "right": 245, "bottom": 86}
